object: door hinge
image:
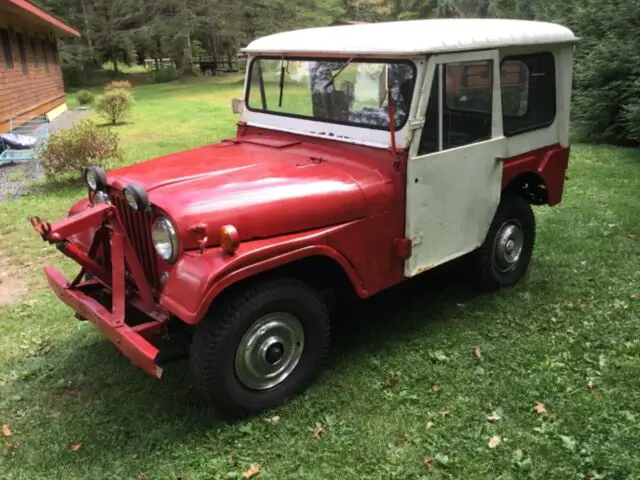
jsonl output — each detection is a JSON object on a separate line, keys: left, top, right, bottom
{"left": 408, "top": 118, "right": 425, "bottom": 130}
{"left": 393, "top": 237, "right": 412, "bottom": 259}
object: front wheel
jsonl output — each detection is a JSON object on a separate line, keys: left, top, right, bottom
{"left": 189, "top": 277, "right": 330, "bottom": 417}
{"left": 472, "top": 194, "right": 536, "bottom": 290}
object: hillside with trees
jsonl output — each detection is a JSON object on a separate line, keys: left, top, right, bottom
{"left": 35, "top": 0, "right": 640, "bottom": 145}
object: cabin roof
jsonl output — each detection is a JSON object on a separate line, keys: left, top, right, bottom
{"left": 243, "top": 19, "right": 577, "bottom": 56}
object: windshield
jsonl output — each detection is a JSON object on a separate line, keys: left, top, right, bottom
{"left": 246, "top": 57, "right": 416, "bottom": 131}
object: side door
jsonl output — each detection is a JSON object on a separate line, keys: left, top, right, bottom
{"left": 405, "top": 50, "right": 506, "bottom": 277}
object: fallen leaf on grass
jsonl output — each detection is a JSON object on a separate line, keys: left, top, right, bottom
{"left": 587, "top": 380, "right": 596, "bottom": 390}
{"left": 424, "top": 458, "right": 435, "bottom": 471}
{"left": 488, "top": 436, "right": 501, "bottom": 449}
{"left": 439, "top": 411, "right": 450, "bottom": 418}
{"left": 311, "top": 423, "right": 325, "bottom": 439}
{"left": 68, "top": 441, "right": 83, "bottom": 452}
{"left": 533, "top": 402, "right": 547, "bottom": 415}
{"left": 431, "top": 383, "right": 441, "bottom": 392}
{"left": 425, "top": 421, "right": 435, "bottom": 429}
{"left": 628, "top": 234, "right": 638, "bottom": 240}
{"left": 2, "top": 424, "right": 11, "bottom": 437}
{"left": 242, "top": 464, "right": 261, "bottom": 479}
{"left": 486, "top": 414, "right": 501, "bottom": 422}
{"left": 4, "top": 441, "right": 18, "bottom": 453}
{"left": 474, "top": 346, "right": 482, "bottom": 360}
{"left": 265, "top": 415, "right": 281, "bottom": 425}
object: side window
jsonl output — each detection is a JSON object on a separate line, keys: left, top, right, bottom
{"left": 418, "top": 60, "right": 493, "bottom": 155}
{"left": 30, "top": 36, "right": 39, "bottom": 67}
{"left": 0, "top": 28, "right": 13, "bottom": 69}
{"left": 501, "top": 53, "right": 556, "bottom": 136}
{"left": 16, "top": 32, "right": 27, "bottom": 74}
{"left": 42, "top": 39, "right": 49, "bottom": 72}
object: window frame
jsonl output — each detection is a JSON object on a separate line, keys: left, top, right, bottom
{"left": 500, "top": 52, "right": 556, "bottom": 137}
{"left": 16, "top": 31, "right": 28, "bottom": 74}
{"left": 244, "top": 55, "right": 418, "bottom": 132}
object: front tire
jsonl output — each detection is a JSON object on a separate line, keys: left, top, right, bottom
{"left": 472, "top": 194, "right": 535, "bottom": 290}
{"left": 189, "top": 277, "right": 330, "bottom": 417}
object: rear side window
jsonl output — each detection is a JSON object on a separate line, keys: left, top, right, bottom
{"left": 0, "top": 28, "right": 13, "bottom": 69}
{"left": 16, "top": 32, "right": 27, "bottom": 73}
{"left": 501, "top": 53, "right": 556, "bottom": 136}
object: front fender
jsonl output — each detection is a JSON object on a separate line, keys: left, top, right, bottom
{"left": 159, "top": 221, "right": 366, "bottom": 324}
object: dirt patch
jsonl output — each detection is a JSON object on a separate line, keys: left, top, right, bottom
{"left": 0, "top": 256, "right": 30, "bottom": 308}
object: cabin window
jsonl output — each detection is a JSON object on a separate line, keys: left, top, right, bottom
{"left": 42, "top": 39, "right": 49, "bottom": 72}
{"left": 31, "top": 37, "right": 39, "bottom": 67}
{"left": 0, "top": 29, "right": 13, "bottom": 69}
{"left": 16, "top": 32, "right": 28, "bottom": 74}
{"left": 501, "top": 53, "right": 556, "bottom": 136}
{"left": 418, "top": 60, "right": 493, "bottom": 155}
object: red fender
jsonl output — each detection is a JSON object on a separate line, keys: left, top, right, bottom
{"left": 159, "top": 222, "right": 367, "bottom": 324}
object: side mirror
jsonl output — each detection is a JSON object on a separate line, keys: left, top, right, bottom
{"left": 231, "top": 98, "right": 243, "bottom": 114}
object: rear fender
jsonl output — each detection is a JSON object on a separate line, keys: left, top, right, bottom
{"left": 159, "top": 222, "right": 366, "bottom": 324}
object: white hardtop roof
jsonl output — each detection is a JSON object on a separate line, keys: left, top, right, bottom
{"left": 243, "top": 18, "right": 577, "bottom": 57}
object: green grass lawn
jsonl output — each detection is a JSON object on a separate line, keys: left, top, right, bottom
{"left": 1, "top": 75, "right": 640, "bottom": 479}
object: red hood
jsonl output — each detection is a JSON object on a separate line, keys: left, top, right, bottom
{"left": 107, "top": 137, "right": 392, "bottom": 250}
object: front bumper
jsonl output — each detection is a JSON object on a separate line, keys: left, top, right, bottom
{"left": 45, "top": 266, "right": 164, "bottom": 378}
{"left": 30, "top": 202, "right": 169, "bottom": 378}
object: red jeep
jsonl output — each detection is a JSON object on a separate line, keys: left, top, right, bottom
{"left": 31, "top": 19, "right": 577, "bottom": 416}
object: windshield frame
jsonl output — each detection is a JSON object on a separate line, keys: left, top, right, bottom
{"left": 244, "top": 55, "right": 417, "bottom": 132}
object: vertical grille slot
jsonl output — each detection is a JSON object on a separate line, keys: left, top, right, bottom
{"left": 110, "top": 193, "right": 157, "bottom": 290}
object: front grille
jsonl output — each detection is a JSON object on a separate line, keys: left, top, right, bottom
{"left": 111, "top": 193, "right": 158, "bottom": 290}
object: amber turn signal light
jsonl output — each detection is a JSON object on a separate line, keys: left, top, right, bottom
{"left": 220, "top": 225, "right": 239, "bottom": 254}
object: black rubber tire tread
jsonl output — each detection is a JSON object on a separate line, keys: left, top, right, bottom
{"left": 473, "top": 193, "right": 536, "bottom": 291}
{"left": 189, "top": 277, "right": 330, "bottom": 418}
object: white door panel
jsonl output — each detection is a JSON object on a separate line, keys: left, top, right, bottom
{"left": 405, "top": 50, "right": 505, "bottom": 277}
{"left": 406, "top": 138, "right": 504, "bottom": 276}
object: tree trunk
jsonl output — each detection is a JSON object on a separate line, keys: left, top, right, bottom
{"left": 80, "top": 0, "right": 98, "bottom": 67}
{"left": 181, "top": 0, "right": 196, "bottom": 75}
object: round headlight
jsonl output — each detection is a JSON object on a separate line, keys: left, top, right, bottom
{"left": 123, "top": 184, "right": 149, "bottom": 212}
{"left": 85, "top": 166, "right": 107, "bottom": 191}
{"left": 152, "top": 217, "right": 178, "bottom": 263}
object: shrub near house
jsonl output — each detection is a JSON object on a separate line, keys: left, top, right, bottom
{"left": 40, "top": 119, "right": 122, "bottom": 180}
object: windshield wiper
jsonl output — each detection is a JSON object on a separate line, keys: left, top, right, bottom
{"left": 323, "top": 58, "right": 354, "bottom": 90}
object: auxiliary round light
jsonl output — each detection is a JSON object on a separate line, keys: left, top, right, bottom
{"left": 152, "top": 216, "right": 179, "bottom": 263}
{"left": 85, "top": 166, "right": 107, "bottom": 192}
{"left": 220, "top": 224, "right": 239, "bottom": 254}
{"left": 123, "top": 184, "right": 149, "bottom": 211}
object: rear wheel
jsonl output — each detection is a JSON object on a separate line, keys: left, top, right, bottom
{"left": 189, "top": 277, "right": 330, "bottom": 417}
{"left": 472, "top": 194, "right": 535, "bottom": 290}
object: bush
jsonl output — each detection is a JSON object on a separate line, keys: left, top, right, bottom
{"left": 95, "top": 89, "right": 134, "bottom": 126}
{"left": 149, "top": 65, "right": 182, "bottom": 83}
{"left": 39, "top": 119, "right": 123, "bottom": 180}
{"left": 75, "top": 90, "right": 94, "bottom": 106}
{"left": 104, "top": 80, "right": 133, "bottom": 92}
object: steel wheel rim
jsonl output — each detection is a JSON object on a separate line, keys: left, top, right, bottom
{"left": 493, "top": 220, "right": 524, "bottom": 273}
{"left": 235, "top": 312, "right": 305, "bottom": 390}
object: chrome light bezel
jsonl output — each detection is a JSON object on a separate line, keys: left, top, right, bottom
{"left": 92, "top": 190, "right": 110, "bottom": 205}
{"left": 152, "top": 216, "right": 179, "bottom": 263}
